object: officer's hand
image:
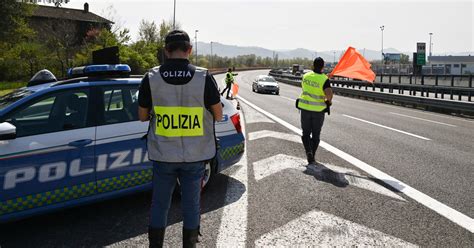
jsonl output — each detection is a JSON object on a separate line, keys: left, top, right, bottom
{"left": 325, "top": 100, "right": 332, "bottom": 106}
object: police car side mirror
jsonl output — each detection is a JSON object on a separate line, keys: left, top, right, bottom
{"left": 0, "top": 122, "right": 16, "bottom": 140}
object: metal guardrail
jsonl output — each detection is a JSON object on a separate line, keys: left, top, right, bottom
{"left": 269, "top": 71, "right": 474, "bottom": 117}
{"left": 377, "top": 74, "right": 473, "bottom": 88}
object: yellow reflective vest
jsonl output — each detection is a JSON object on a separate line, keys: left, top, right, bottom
{"left": 297, "top": 71, "right": 328, "bottom": 112}
{"left": 225, "top": 72, "right": 234, "bottom": 85}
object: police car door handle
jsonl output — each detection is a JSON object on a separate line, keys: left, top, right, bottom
{"left": 68, "top": 139, "right": 93, "bottom": 147}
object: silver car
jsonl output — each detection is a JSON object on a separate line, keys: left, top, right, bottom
{"left": 252, "top": 75, "right": 279, "bottom": 95}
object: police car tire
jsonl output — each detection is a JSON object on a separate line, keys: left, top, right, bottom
{"left": 175, "top": 159, "right": 216, "bottom": 195}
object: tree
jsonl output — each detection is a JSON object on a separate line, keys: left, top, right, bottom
{"left": 138, "top": 20, "right": 159, "bottom": 44}
{"left": 400, "top": 54, "right": 409, "bottom": 64}
{"left": 0, "top": 0, "right": 35, "bottom": 43}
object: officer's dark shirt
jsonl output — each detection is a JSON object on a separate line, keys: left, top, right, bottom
{"left": 138, "top": 59, "right": 220, "bottom": 109}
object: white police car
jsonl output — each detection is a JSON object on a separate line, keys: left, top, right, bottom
{"left": 0, "top": 64, "right": 245, "bottom": 223}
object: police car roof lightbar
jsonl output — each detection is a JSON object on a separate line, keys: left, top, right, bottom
{"left": 67, "top": 64, "right": 131, "bottom": 78}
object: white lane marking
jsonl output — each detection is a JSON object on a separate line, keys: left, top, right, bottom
{"left": 255, "top": 210, "right": 417, "bottom": 247}
{"left": 250, "top": 149, "right": 405, "bottom": 201}
{"left": 280, "top": 95, "right": 295, "bottom": 102}
{"left": 390, "top": 112, "right": 457, "bottom": 127}
{"left": 249, "top": 130, "right": 300, "bottom": 143}
{"left": 216, "top": 108, "right": 248, "bottom": 247}
{"left": 244, "top": 108, "right": 274, "bottom": 124}
{"left": 343, "top": 114, "right": 431, "bottom": 141}
{"left": 339, "top": 95, "right": 474, "bottom": 124}
{"left": 253, "top": 154, "right": 304, "bottom": 181}
{"left": 238, "top": 95, "right": 474, "bottom": 233}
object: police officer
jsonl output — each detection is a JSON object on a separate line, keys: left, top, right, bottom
{"left": 220, "top": 68, "right": 234, "bottom": 99}
{"left": 296, "top": 57, "right": 333, "bottom": 165}
{"left": 138, "top": 30, "right": 223, "bottom": 248}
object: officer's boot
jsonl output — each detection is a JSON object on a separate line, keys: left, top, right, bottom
{"left": 183, "top": 227, "right": 200, "bottom": 248}
{"left": 311, "top": 139, "right": 320, "bottom": 163}
{"left": 148, "top": 227, "right": 165, "bottom": 248}
{"left": 302, "top": 136, "right": 315, "bottom": 165}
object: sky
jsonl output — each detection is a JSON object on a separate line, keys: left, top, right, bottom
{"left": 42, "top": 0, "right": 473, "bottom": 54}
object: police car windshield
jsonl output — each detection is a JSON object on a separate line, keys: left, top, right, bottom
{"left": 0, "top": 88, "right": 33, "bottom": 111}
{"left": 260, "top": 77, "right": 276, "bottom": 82}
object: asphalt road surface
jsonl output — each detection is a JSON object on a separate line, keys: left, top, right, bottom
{"left": 0, "top": 70, "right": 472, "bottom": 247}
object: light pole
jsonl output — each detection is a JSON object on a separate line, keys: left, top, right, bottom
{"left": 173, "top": 0, "right": 176, "bottom": 29}
{"left": 210, "top": 41, "right": 213, "bottom": 69}
{"left": 380, "top": 25, "right": 385, "bottom": 62}
{"left": 194, "top": 30, "right": 198, "bottom": 65}
{"left": 429, "top": 32, "right": 433, "bottom": 58}
{"left": 333, "top": 51, "right": 336, "bottom": 64}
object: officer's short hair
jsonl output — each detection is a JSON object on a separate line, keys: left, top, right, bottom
{"left": 228, "top": 68, "right": 232, "bottom": 72}
{"left": 313, "top": 57, "right": 325, "bottom": 73}
{"left": 165, "top": 30, "right": 192, "bottom": 52}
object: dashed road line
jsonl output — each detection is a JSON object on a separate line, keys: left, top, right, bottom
{"left": 343, "top": 114, "right": 431, "bottom": 141}
{"left": 238, "top": 95, "right": 474, "bottom": 233}
{"left": 390, "top": 112, "right": 457, "bottom": 127}
{"left": 338, "top": 95, "right": 474, "bottom": 124}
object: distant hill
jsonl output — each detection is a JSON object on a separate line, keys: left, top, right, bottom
{"left": 195, "top": 42, "right": 472, "bottom": 62}
{"left": 196, "top": 42, "right": 405, "bottom": 62}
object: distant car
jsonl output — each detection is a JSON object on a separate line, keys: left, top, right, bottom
{"left": 0, "top": 64, "right": 245, "bottom": 223}
{"left": 252, "top": 75, "right": 279, "bottom": 95}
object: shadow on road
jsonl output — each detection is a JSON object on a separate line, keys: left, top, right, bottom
{"left": 304, "top": 162, "right": 349, "bottom": 188}
{"left": 0, "top": 173, "right": 245, "bottom": 248}
{"left": 304, "top": 162, "right": 404, "bottom": 193}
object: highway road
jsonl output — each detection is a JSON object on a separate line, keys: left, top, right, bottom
{"left": 0, "top": 70, "right": 472, "bottom": 247}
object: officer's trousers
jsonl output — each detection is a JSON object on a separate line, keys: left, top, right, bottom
{"left": 220, "top": 84, "right": 232, "bottom": 98}
{"left": 300, "top": 109, "right": 325, "bottom": 157}
{"left": 150, "top": 161, "right": 205, "bottom": 230}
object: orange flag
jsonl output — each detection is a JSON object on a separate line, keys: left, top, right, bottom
{"left": 232, "top": 83, "right": 239, "bottom": 96}
{"left": 329, "top": 47, "right": 376, "bottom": 83}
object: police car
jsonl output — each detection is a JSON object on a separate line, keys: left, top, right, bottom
{"left": 0, "top": 64, "right": 245, "bottom": 223}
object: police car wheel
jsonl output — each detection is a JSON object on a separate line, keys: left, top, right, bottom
{"left": 201, "top": 160, "right": 214, "bottom": 189}
{"left": 175, "top": 160, "right": 215, "bottom": 194}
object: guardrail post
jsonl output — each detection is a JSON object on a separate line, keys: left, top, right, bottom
{"left": 398, "top": 75, "right": 402, "bottom": 84}
{"left": 380, "top": 74, "right": 383, "bottom": 82}
{"left": 451, "top": 76, "right": 455, "bottom": 100}
{"left": 389, "top": 75, "right": 392, "bottom": 83}
{"left": 469, "top": 75, "right": 472, "bottom": 101}
{"left": 420, "top": 76, "right": 424, "bottom": 97}
{"left": 435, "top": 75, "right": 439, "bottom": 86}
